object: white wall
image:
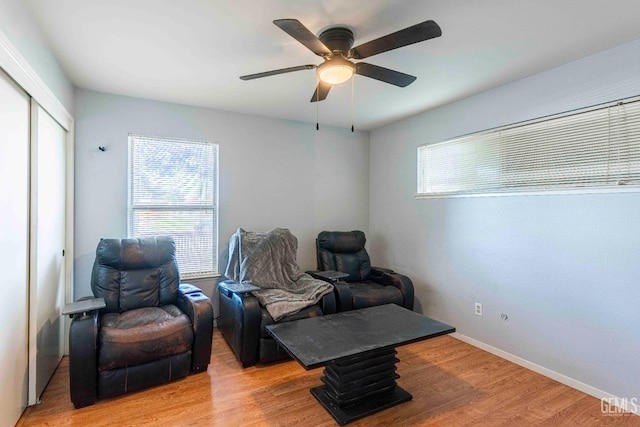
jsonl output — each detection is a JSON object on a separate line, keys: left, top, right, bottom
{"left": 73, "top": 89, "right": 370, "bottom": 300}
{"left": 369, "top": 39, "right": 640, "bottom": 401}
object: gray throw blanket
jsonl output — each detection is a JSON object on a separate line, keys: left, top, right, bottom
{"left": 224, "top": 228, "right": 333, "bottom": 321}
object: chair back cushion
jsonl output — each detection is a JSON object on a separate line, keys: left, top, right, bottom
{"left": 317, "top": 231, "right": 371, "bottom": 282}
{"left": 91, "top": 237, "right": 180, "bottom": 312}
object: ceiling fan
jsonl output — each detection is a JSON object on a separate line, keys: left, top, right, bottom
{"left": 240, "top": 18, "right": 442, "bottom": 102}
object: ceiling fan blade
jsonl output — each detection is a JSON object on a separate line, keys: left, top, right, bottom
{"left": 310, "top": 82, "right": 331, "bottom": 102}
{"left": 355, "top": 63, "right": 416, "bottom": 87}
{"left": 273, "top": 19, "right": 332, "bottom": 56}
{"left": 240, "top": 64, "right": 316, "bottom": 80}
{"left": 350, "top": 20, "right": 442, "bottom": 59}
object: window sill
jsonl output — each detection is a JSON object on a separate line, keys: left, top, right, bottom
{"left": 182, "top": 273, "right": 222, "bottom": 281}
{"left": 414, "top": 185, "right": 640, "bottom": 199}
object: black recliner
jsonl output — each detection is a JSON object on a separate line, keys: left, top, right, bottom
{"left": 315, "top": 230, "right": 414, "bottom": 311}
{"left": 217, "top": 283, "right": 335, "bottom": 367}
{"left": 217, "top": 228, "right": 336, "bottom": 368}
{"left": 68, "top": 237, "right": 214, "bottom": 408}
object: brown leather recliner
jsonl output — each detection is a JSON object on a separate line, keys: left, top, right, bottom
{"left": 68, "top": 237, "right": 213, "bottom": 408}
{"left": 314, "top": 230, "right": 414, "bottom": 312}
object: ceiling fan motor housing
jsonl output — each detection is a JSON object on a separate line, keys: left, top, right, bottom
{"left": 318, "top": 27, "right": 355, "bottom": 54}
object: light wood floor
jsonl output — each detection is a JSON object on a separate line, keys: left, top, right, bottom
{"left": 18, "top": 329, "right": 640, "bottom": 426}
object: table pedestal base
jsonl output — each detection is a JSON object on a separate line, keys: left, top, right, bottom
{"left": 311, "top": 384, "right": 411, "bottom": 425}
{"left": 310, "top": 347, "right": 411, "bottom": 425}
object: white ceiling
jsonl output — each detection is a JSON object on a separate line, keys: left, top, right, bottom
{"left": 23, "top": 0, "right": 640, "bottom": 130}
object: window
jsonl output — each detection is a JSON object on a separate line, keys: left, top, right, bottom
{"left": 417, "top": 98, "right": 640, "bottom": 197}
{"left": 128, "top": 135, "right": 219, "bottom": 278}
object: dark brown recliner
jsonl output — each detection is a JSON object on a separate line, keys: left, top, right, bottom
{"left": 315, "top": 230, "right": 414, "bottom": 311}
{"left": 68, "top": 237, "right": 213, "bottom": 408}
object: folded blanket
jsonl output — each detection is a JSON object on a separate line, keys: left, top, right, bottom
{"left": 224, "top": 227, "right": 333, "bottom": 321}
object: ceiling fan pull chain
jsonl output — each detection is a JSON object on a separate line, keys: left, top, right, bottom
{"left": 316, "top": 77, "right": 320, "bottom": 131}
{"left": 351, "top": 76, "right": 355, "bottom": 132}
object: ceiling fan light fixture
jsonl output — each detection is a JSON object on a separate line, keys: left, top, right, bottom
{"left": 317, "top": 58, "right": 355, "bottom": 85}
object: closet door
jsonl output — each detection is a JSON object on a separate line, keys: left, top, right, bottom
{"left": 29, "top": 104, "right": 66, "bottom": 403}
{"left": 0, "top": 69, "right": 30, "bottom": 425}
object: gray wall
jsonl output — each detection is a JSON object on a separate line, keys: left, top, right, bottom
{"left": 369, "top": 38, "right": 640, "bottom": 400}
{"left": 74, "top": 89, "right": 370, "bottom": 300}
{"left": 0, "top": 0, "right": 74, "bottom": 113}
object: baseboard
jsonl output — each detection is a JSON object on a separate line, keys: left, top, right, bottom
{"left": 451, "top": 332, "right": 639, "bottom": 416}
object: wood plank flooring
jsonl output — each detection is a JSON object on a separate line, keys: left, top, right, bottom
{"left": 18, "top": 329, "right": 640, "bottom": 426}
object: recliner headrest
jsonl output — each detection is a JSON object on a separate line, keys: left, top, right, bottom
{"left": 97, "top": 237, "right": 176, "bottom": 269}
{"left": 317, "top": 230, "right": 366, "bottom": 253}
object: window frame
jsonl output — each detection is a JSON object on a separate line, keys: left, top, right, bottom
{"left": 416, "top": 96, "right": 640, "bottom": 199}
{"left": 127, "top": 134, "right": 219, "bottom": 279}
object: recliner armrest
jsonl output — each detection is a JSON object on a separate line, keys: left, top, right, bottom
{"left": 217, "top": 280, "right": 261, "bottom": 368}
{"left": 320, "top": 289, "right": 337, "bottom": 314}
{"left": 178, "top": 283, "right": 203, "bottom": 295}
{"left": 332, "top": 280, "right": 353, "bottom": 312}
{"left": 379, "top": 272, "right": 415, "bottom": 310}
{"left": 69, "top": 310, "right": 99, "bottom": 408}
{"left": 307, "top": 270, "right": 348, "bottom": 313}
{"left": 370, "top": 266, "right": 395, "bottom": 280}
{"left": 176, "top": 283, "right": 214, "bottom": 373}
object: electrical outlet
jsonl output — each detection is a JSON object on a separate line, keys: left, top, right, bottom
{"left": 474, "top": 302, "right": 483, "bottom": 316}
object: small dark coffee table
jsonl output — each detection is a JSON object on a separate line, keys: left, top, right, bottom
{"left": 266, "top": 303, "right": 455, "bottom": 425}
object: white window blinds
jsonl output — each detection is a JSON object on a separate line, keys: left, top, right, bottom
{"left": 417, "top": 99, "right": 640, "bottom": 197}
{"left": 128, "top": 135, "right": 219, "bottom": 278}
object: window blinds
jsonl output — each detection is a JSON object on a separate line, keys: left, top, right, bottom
{"left": 128, "top": 136, "right": 219, "bottom": 278}
{"left": 417, "top": 99, "right": 640, "bottom": 196}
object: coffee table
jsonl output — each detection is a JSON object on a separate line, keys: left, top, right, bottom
{"left": 266, "top": 303, "right": 455, "bottom": 425}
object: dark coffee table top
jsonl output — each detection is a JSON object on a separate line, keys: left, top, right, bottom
{"left": 266, "top": 304, "right": 455, "bottom": 369}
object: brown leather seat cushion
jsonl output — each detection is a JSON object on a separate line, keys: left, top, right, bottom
{"left": 99, "top": 305, "right": 193, "bottom": 371}
{"left": 350, "top": 281, "right": 403, "bottom": 309}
